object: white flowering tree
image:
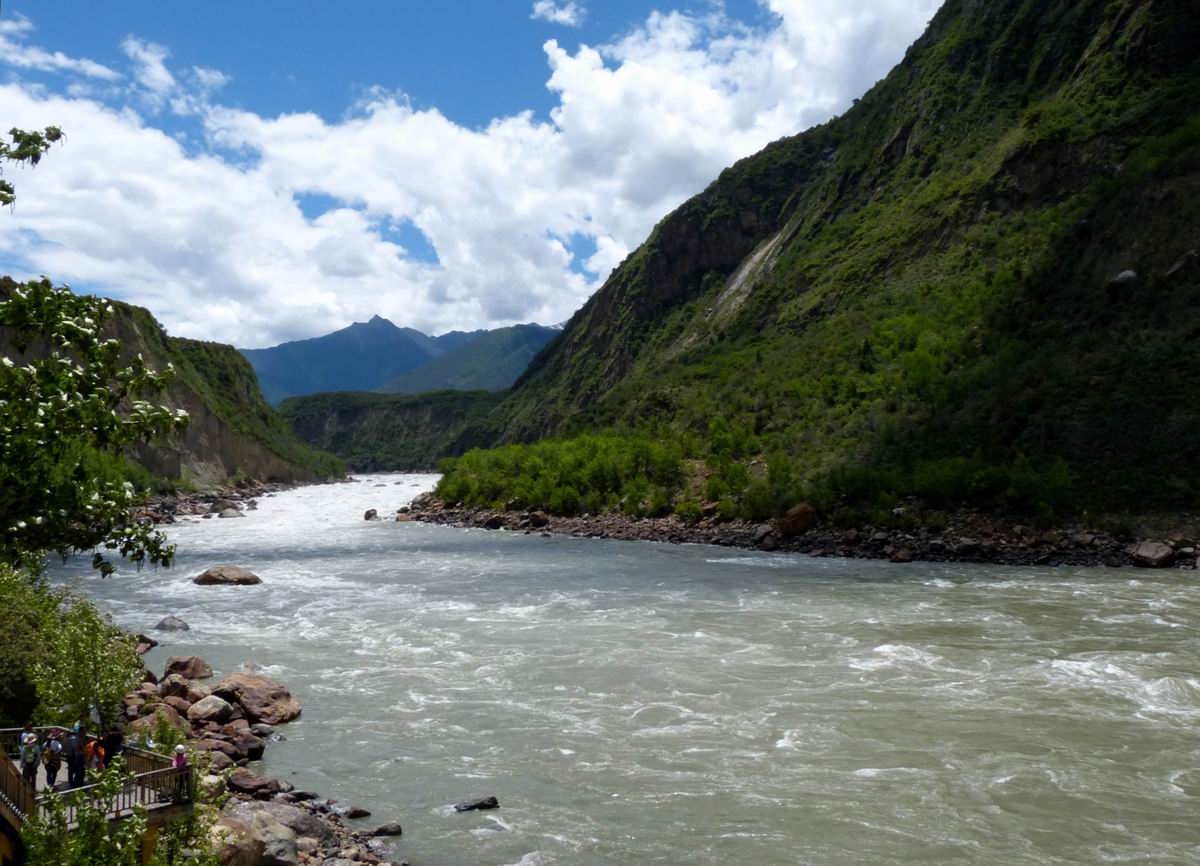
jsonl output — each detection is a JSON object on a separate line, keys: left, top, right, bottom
{"left": 33, "top": 598, "right": 142, "bottom": 727}
{"left": 0, "top": 127, "right": 189, "bottom": 575}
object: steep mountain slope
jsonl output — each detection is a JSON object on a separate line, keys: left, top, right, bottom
{"left": 241, "top": 316, "right": 442, "bottom": 404}
{"left": 377, "top": 324, "right": 558, "bottom": 394}
{"left": 454, "top": 0, "right": 1200, "bottom": 516}
{"left": 0, "top": 279, "right": 344, "bottom": 486}
{"left": 280, "top": 391, "right": 501, "bottom": 471}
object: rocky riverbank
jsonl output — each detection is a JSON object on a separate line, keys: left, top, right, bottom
{"left": 122, "top": 649, "right": 408, "bottom": 866}
{"left": 403, "top": 494, "right": 1200, "bottom": 570}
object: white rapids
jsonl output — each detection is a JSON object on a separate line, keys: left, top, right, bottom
{"left": 56, "top": 474, "right": 1200, "bottom": 865}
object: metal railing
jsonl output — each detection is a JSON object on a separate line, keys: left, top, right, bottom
{"left": 50, "top": 765, "right": 192, "bottom": 827}
{"left": 0, "top": 728, "right": 191, "bottom": 831}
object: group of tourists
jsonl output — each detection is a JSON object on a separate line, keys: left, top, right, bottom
{"left": 16, "top": 722, "right": 125, "bottom": 791}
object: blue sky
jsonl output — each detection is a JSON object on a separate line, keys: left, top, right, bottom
{"left": 4, "top": 0, "right": 773, "bottom": 128}
{"left": 0, "top": 0, "right": 939, "bottom": 346}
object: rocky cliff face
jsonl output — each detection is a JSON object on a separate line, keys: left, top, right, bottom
{"left": 469, "top": 0, "right": 1200, "bottom": 511}
{"left": 0, "top": 280, "right": 343, "bottom": 487}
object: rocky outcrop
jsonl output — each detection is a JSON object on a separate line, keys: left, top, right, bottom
{"left": 165, "top": 655, "right": 214, "bottom": 680}
{"left": 776, "top": 503, "right": 818, "bottom": 538}
{"left": 155, "top": 615, "right": 190, "bottom": 631}
{"left": 1132, "top": 540, "right": 1175, "bottom": 567}
{"left": 187, "top": 695, "right": 235, "bottom": 724}
{"left": 454, "top": 796, "right": 499, "bottom": 813}
{"left": 406, "top": 494, "right": 1200, "bottom": 569}
{"left": 213, "top": 672, "right": 301, "bottom": 725}
{"left": 194, "top": 565, "right": 263, "bottom": 586}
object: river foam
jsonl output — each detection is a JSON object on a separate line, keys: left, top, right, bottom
{"left": 57, "top": 474, "right": 1200, "bottom": 865}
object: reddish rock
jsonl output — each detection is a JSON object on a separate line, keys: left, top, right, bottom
{"left": 193, "top": 565, "right": 262, "bottom": 586}
{"left": 529, "top": 511, "right": 549, "bottom": 528}
{"left": 214, "top": 672, "right": 302, "bottom": 725}
{"left": 163, "top": 696, "right": 193, "bottom": 716}
{"left": 227, "top": 768, "right": 286, "bottom": 800}
{"left": 776, "top": 503, "right": 818, "bottom": 538}
{"left": 164, "top": 655, "right": 214, "bottom": 680}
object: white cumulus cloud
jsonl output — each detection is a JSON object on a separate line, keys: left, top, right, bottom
{"left": 0, "top": 14, "right": 120, "bottom": 81}
{"left": 0, "top": 1, "right": 940, "bottom": 347}
{"left": 531, "top": 1, "right": 586, "bottom": 27}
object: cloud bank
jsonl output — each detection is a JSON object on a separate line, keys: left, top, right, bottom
{"left": 0, "top": 2, "right": 939, "bottom": 347}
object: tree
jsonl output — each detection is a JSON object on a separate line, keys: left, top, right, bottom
{"left": 22, "top": 759, "right": 149, "bottom": 866}
{"left": 0, "top": 127, "right": 189, "bottom": 575}
{"left": 33, "top": 597, "right": 142, "bottom": 728}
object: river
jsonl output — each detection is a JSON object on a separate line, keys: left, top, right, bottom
{"left": 56, "top": 474, "right": 1200, "bottom": 865}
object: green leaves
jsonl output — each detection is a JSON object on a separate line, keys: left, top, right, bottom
{"left": 0, "top": 278, "right": 189, "bottom": 574}
{"left": 32, "top": 596, "right": 142, "bottom": 728}
{"left": 0, "top": 126, "right": 62, "bottom": 207}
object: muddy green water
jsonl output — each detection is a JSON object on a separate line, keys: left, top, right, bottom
{"left": 61, "top": 475, "right": 1200, "bottom": 865}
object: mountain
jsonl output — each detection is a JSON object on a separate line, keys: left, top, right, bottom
{"left": 279, "top": 391, "right": 501, "bottom": 471}
{"left": 436, "top": 0, "right": 1200, "bottom": 517}
{"left": 240, "top": 316, "right": 442, "bottom": 405}
{"left": 434, "top": 329, "right": 488, "bottom": 352}
{"left": 0, "top": 278, "right": 343, "bottom": 486}
{"left": 377, "top": 324, "right": 558, "bottom": 394}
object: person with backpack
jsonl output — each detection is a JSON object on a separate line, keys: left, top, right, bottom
{"left": 42, "top": 729, "right": 64, "bottom": 789}
{"left": 62, "top": 724, "right": 86, "bottom": 788}
{"left": 19, "top": 731, "right": 41, "bottom": 787}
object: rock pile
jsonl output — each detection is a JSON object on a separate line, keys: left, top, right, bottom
{"left": 405, "top": 493, "right": 1200, "bottom": 569}
{"left": 121, "top": 658, "right": 406, "bottom": 864}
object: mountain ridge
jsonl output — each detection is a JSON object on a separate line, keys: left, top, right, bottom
{"left": 431, "top": 0, "right": 1200, "bottom": 519}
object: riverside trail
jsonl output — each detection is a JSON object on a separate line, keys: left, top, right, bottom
{"left": 57, "top": 474, "right": 1200, "bottom": 866}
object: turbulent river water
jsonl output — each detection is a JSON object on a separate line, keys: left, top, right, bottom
{"left": 56, "top": 474, "right": 1200, "bottom": 865}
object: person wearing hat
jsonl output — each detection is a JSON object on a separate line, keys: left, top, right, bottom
{"left": 42, "top": 729, "right": 64, "bottom": 789}
{"left": 18, "top": 730, "right": 40, "bottom": 787}
{"left": 171, "top": 744, "right": 189, "bottom": 801}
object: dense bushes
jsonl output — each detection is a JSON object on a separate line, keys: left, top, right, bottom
{"left": 0, "top": 567, "right": 142, "bottom": 727}
{"left": 436, "top": 434, "right": 685, "bottom": 516}
{"left": 437, "top": 427, "right": 1078, "bottom": 526}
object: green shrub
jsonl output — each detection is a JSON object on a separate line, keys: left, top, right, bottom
{"left": 674, "top": 500, "right": 703, "bottom": 524}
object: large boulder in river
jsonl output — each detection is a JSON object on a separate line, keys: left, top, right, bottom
{"left": 218, "top": 509, "right": 245, "bottom": 519}
{"left": 775, "top": 503, "right": 818, "bottom": 538}
{"left": 214, "top": 672, "right": 301, "bottom": 725}
{"left": 164, "top": 655, "right": 213, "bottom": 680}
{"left": 188, "top": 695, "right": 235, "bottom": 724}
{"left": 194, "top": 565, "right": 262, "bottom": 586}
{"left": 155, "top": 615, "right": 190, "bottom": 632}
{"left": 454, "top": 795, "right": 499, "bottom": 813}
{"left": 1132, "top": 540, "right": 1175, "bottom": 568}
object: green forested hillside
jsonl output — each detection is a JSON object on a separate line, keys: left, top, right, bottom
{"left": 377, "top": 324, "right": 558, "bottom": 394}
{"left": 280, "top": 390, "right": 501, "bottom": 471}
{"left": 439, "top": 0, "right": 1200, "bottom": 521}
